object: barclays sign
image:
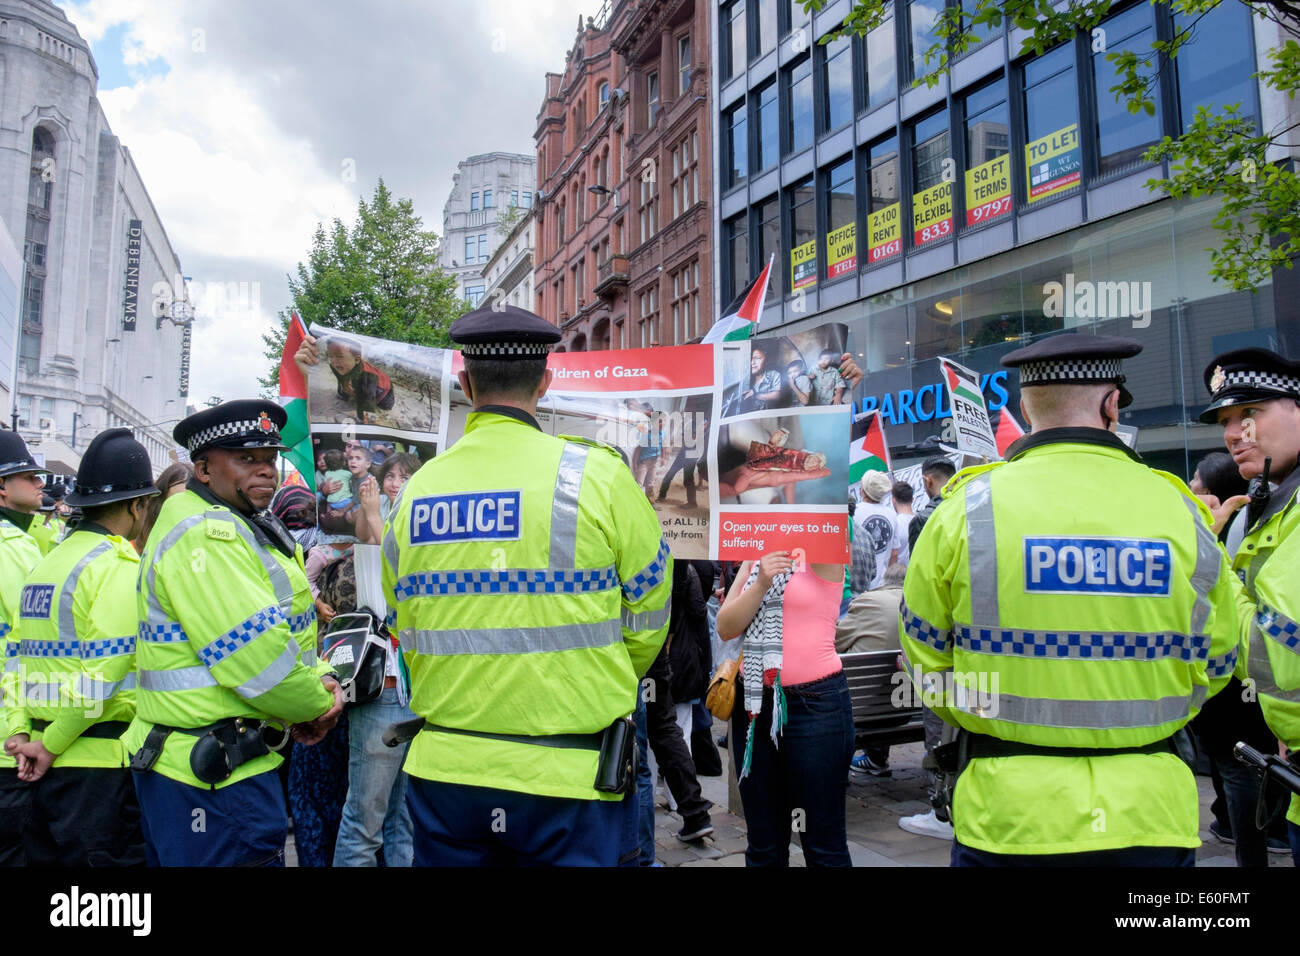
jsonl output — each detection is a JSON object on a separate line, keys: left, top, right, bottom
{"left": 850, "top": 369, "right": 1011, "bottom": 427}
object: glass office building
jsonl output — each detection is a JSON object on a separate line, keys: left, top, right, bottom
{"left": 711, "top": 0, "right": 1299, "bottom": 478}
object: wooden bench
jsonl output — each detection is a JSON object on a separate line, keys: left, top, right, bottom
{"left": 841, "top": 650, "right": 925, "bottom": 749}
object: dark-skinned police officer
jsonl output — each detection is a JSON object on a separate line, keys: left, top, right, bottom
{"left": 4, "top": 428, "right": 156, "bottom": 865}
{"left": 125, "top": 400, "right": 343, "bottom": 866}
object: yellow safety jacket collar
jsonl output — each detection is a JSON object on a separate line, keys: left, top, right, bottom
{"left": 185, "top": 477, "right": 297, "bottom": 559}
{"left": 1246, "top": 458, "right": 1300, "bottom": 533}
{"left": 0, "top": 507, "right": 33, "bottom": 534}
{"left": 1005, "top": 426, "right": 1143, "bottom": 463}
{"left": 469, "top": 404, "right": 541, "bottom": 431}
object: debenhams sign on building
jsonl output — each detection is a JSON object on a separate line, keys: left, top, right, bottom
{"left": 123, "top": 219, "right": 142, "bottom": 332}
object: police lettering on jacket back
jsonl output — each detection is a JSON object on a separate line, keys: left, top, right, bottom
{"left": 1023, "top": 536, "right": 1172, "bottom": 596}
{"left": 409, "top": 490, "right": 521, "bottom": 544}
{"left": 19, "top": 583, "right": 54, "bottom": 619}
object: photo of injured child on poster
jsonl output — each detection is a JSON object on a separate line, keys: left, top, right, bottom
{"left": 719, "top": 322, "right": 850, "bottom": 418}
{"left": 307, "top": 323, "right": 449, "bottom": 439}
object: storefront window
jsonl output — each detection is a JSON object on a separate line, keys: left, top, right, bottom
{"left": 786, "top": 55, "right": 814, "bottom": 155}
{"left": 822, "top": 35, "right": 854, "bottom": 133}
{"left": 1092, "top": 4, "right": 1161, "bottom": 175}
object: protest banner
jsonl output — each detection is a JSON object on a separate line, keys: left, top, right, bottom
{"left": 938, "top": 356, "right": 999, "bottom": 461}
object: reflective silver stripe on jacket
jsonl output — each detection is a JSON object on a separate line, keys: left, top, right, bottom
{"left": 75, "top": 672, "right": 138, "bottom": 701}
{"left": 621, "top": 605, "right": 670, "bottom": 632}
{"left": 138, "top": 665, "right": 219, "bottom": 693}
{"left": 1250, "top": 603, "right": 1300, "bottom": 703}
{"left": 399, "top": 619, "right": 623, "bottom": 656}
{"left": 58, "top": 541, "right": 114, "bottom": 645}
{"left": 23, "top": 680, "right": 62, "bottom": 703}
{"left": 964, "top": 474, "right": 999, "bottom": 628}
{"left": 953, "top": 687, "right": 1207, "bottom": 730}
{"left": 549, "top": 442, "right": 589, "bottom": 569}
{"left": 1180, "top": 496, "right": 1221, "bottom": 636}
{"left": 235, "top": 639, "right": 303, "bottom": 700}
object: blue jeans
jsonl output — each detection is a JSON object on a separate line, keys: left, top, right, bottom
{"left": 731, "top": 670, "right": 855, "bottom": 867}
{"left": 332, "top": 688, "right": 414, "bottom": 867}
{"left": 952, "top": 841, "right": 1195, "bottom": 867}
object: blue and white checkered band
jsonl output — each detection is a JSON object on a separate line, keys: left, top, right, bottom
{"left": 187, "top": 419, "right": 280, "bottom": 453}
{"left": 460, "top": 342, "right": 552, "bottom": 358}
{"left": 1019, "top": 357, "right": 1124, "bottom": 386}
{"left": 1213, "top": 367, "right": 1300, "bottom": 400}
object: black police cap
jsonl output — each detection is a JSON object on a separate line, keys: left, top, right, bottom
{"left": 1001, "top": 332, "right": 1143, "bottom": 408}
{"left": 1198, "top": 347, "right": 1300, "bottom": 424}
{"left": 450, "top": 303, "right": 561, "bottom": 360}
{"left": 65, "top": 427, "right": 160, "bottom": 508}
{"left": 173, "top": 400, "right": 288, "bottom": 457}
{"left": 0, "top": 430, "right": 40, "bottom": 479}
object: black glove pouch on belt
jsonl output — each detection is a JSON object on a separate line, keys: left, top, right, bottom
{"left": 189, "top": 719, "right": 274, "bottom": 786}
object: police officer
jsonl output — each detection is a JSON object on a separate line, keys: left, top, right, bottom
{"left": 381, "top": 304, "right": 672, "bottom": 866}
{"left": 1198, "top": 348, "right": 1300, "bottom": 864}
{"left": 0, "top": 430, "right": 46, "bottom": 864}
{"left": 901, "top": 333, "right": 1242, "bottom": 865}
{"left": 126, "top": 400, "right": 343, "bottom": 866}
{"left": 4, "top": 428, "right": 156, "bottom": 865}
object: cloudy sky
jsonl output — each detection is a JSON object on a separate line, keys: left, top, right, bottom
{"left": 61, "top": 0, "right": 589, "bottom": 404}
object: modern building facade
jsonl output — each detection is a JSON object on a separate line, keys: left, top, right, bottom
{"left": 4, "top": 0, "right": 189, "bottom": 474}
{"left": 481, "top": 208, "right": 535, "bottom": 312}
{"left": 712, "top": 0, "right": 1299, "bottom": 479}
{"left": 439, "top": 151, "right": 536, "bottom": 308}
{"left": 534, "top": 0, "right": 715, "bottom": 352}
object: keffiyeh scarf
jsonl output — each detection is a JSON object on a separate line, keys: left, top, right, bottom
{"left": 739, "top": 563, "right": 791, "bottom": 780}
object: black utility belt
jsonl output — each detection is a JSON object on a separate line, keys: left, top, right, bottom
{"left": 30, "top": 719, "right": 129, "bottom": 741}
{"left": 129, "top": 717, "right": 289, "bottom": 788}
{"left": 966, "top": 733, "right": 1178, "bottom": 761}
{"left": 385, "top": 717, "right": 637, "bottom": 794}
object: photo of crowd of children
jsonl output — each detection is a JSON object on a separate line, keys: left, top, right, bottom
{"left": 307, "top": 324, "right": 447, "bottom": 433}
{"left": 716, "top": 411, "right": 848, "bottom": 506}
{"left": 719, "top": 323, "right": 851, "bottom": 418}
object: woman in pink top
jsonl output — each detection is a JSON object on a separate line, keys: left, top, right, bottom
{"left": 716, "top": 550, "right": 854, "bottom": 867}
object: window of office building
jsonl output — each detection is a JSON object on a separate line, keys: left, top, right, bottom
{"left": 599, "top": 81, "right": 611, "bottom": 107}
{"left": 511, "top": 189, "right": 520, "bottom": 206}
{"left": 863, "top": 16, "right": 897, "bottom": 112}
{"left": 755, "top": 80, "right": 779, "bottom": 173}
{"left": 963, "top": 78, "right": 1012, "bottom": 227}
{"left": 788, "top": 178, "right": 816, "bottom": 292}
{"left": 557, "top": 202, "right": 566, "bottom": 243}
{"left": 757, "top": 196, "right": 782, "bottom": 298}
{"left": 679, "top": 35, "right": 692, "bottom": 94}
{"left": 866, "top": 134, "right": 902, "bottom": 264}
{"left": 756, "top": 0, "right": 777, "bottom": 58}
{"left": 478, "top": 234, "right": 488, "bottom": 262}
{"left": 21, "top": 127, "right": 53, "bottom": 368}
{"left": 483, "top": 188, "right": 493, "bottom": 209}
{"left": 1174, "top": 1, "right": 1257, "bottom": 133}
{"left": 723, "top": 0, "right": 747, "bottom": 79}
{"left": 648, "top": 71, "right": 661, "bottom": 127}
{"left": 824, "top": 156, "right": 857, "bottom": 280}
{"left": 671, "top": 261, "right": 701, "bottom": 343}
{"left": 671, "top": 130, "right": 699, "bottom": 219}
{"left": 786, "top": 55, "right": 814, "bottom": 155}
{"left": 724, "top": 100, "right": 748, "bottom": 188}
{"left": 639, "top": 169, "right": 659, "bottom": 243}
{"left": 725, "top": 212, "right": 750, "bottom": 303}
{"left": 471, "top": 192, "right": 480, "bottom": 211}
{"left": 911, "top": 109, "right": 953, "bottom": 247}
{"left": 1092, "top": 4, "right": 1160, "bottom": 175}
{"left": 521, "top": 190, "right": 532, "bottom": 208}
{"left": 639, "top": 285, "right": 659, "bottom": 345}
{"left": 464, "top": 236, "right": 475, "bottom": 262}
{"left": 907, "top": 0, "right": 943, "bottom": 80}
{"left": 465, "top": 284, "right": 485, "bottom": 307}
{"left": 1023, "top": 43, "right": 1081, "bottom": 204}
{"left": 959, "top": 0, "right": 1000, "bottom": 50}
{"left": 822, "top": 35, "right": 854, "bottom": 134}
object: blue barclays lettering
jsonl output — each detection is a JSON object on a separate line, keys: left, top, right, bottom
{"left": 854, "top": 370, "right": 1008, "bottom": 426}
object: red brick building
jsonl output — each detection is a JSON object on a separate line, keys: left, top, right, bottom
{"left": 534, "top": 0, "right": 713, "bottom": 352}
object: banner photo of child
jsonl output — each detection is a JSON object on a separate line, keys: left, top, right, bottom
{"left": 307, "top": 323, "right": 449, "bottom": 437}
{"left": 718, "top": 322, "right": 850, "bottom": 419}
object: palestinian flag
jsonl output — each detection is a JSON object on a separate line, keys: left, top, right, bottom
{"left": 943, "top": 361, "right": 984, "bottom": 406}
{"left": 702, "top": 254, "right": 774, "bottom": 344}
{"left": 995, "top": 407, "right": 1026, "bottom": 457}
{"left": 849, "top": 410, "right": 891, "bottom": 486}
{"left": 278, "top": 311, "right": 315, "bottom": 492}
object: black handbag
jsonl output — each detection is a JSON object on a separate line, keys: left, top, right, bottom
{"left": 322, "top": 608, "right": 391, "bottom": 707}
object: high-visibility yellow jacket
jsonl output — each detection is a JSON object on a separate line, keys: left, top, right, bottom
{"left": 123, "top": 483, "right": 333, "bottom": 788}
{"left": 9, "top": 528, "right": 138, "bottom": 767}
{"left": 901, "top": 430, "right": 1242, "bottom": 855}
{"left": 0, "top": 516, "right": 42, "bottom": 769}
{"left": 1233, "top": 464, "right": 1300, "bottom": 825}
{"left": 30, "top": 518, "right": 61, "bottom": 556}
{"left": 383, "top": 410, "right": 672, "bottom": 801}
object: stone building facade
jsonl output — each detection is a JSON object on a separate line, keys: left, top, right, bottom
{"left": 438, "top": 151, "right": 536, "bottom": 308}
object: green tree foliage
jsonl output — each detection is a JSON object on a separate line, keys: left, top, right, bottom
{"left": 801, "top": 0, "right": 1300, "bottom": 290}
{"left": 260, "top": 178, "right": 466, "bottom": 393}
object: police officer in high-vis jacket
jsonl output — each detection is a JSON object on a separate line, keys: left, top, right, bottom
{"left": 126, "top": 400, "right": 343, "bottom": 866}
{"left": 5, "top": 428, "right": 156, "bottom": 865}
{"left": 383, "top": 305, "right": 672, "bottom": 866}
{"left": 0, "top": 430, "right": 47, "bottom": 865}
{"left": 901, "top": 333, "right": 1242, "bottom": 865}
{"left": 1198, "top": 348, "right": 1300, "bottom": 865}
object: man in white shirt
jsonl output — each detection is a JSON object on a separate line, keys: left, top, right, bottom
{"left": 890, "top": 481, "right": 914, "bottom": 567}
{"left": 852, "top": 471, "right": 902, "bottom": 591}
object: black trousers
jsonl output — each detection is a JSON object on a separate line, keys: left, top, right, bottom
{"left": 25, "top": 767, "right": 146, "bottom": 867}
{"left": 644, "top": 648, "right": 711, "bottom": 824}
{"left": 0, "top": 769, "right": 30, "bottom": 867}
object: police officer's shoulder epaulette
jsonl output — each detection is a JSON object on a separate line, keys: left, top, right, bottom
{"left": 557, "top": 434, "right": 623, "bottom": 460}
{"left": 0, "top": 520, "right": 26, "bottom": 540}
{"left": 943, "top": 460, "right": 1006, "bottom": 497}
{"left": 201, "top": 505, "right": 239, "bottom": 542}
{"left": 1149, "top": 469, "right": 1215, "bottom": 525}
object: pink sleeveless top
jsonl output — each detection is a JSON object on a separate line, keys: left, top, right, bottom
{"left": 744, "top": 568, "right": 843, "bottom": 687}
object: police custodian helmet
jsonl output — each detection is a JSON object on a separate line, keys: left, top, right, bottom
{"left": 0, "top": 430, "right": 41, "bottom": 479}
{"left": 173, "top": 399, "right": 288, "bottom": 458}
{"left": 65, "top": 428, "right": 160, "bottom": 508}
{"left": 1001, "top": 332, "right": 1144, "bottom": 407}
